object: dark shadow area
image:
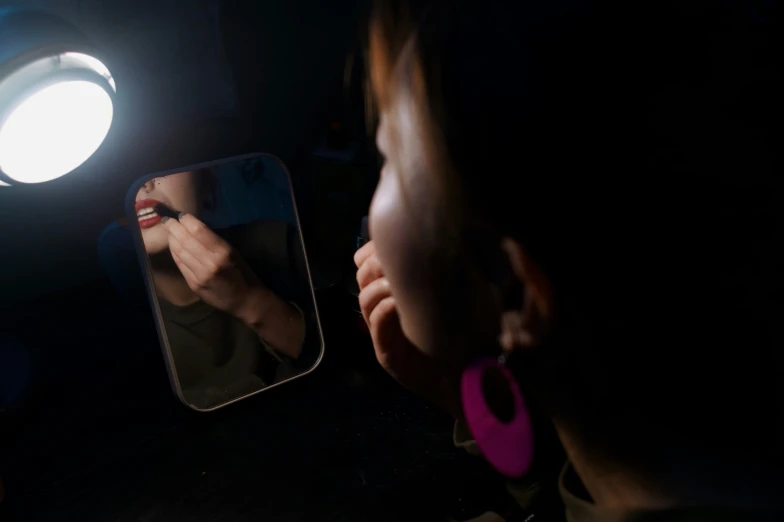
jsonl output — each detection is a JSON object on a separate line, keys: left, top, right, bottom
{"left": 0, "top": 278, "right": 519, "bottom": 521}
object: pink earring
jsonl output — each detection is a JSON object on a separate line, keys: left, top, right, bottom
{"left": 461, "top": 356, "right": 534, "bottom": 478}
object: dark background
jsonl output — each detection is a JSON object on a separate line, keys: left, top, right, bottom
{"left": 0, "top": 1, "right": 522, "bottom": 520}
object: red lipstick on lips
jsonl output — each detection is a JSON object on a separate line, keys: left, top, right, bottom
{"left": 136, "top": 199, "right": 163, "bottom": 229}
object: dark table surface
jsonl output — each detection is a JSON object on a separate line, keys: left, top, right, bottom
{"left": 0, "top": 278, "right": 514, "bottom": 521}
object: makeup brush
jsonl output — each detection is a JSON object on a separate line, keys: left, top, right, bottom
{"left": 154, "top": 202, "right": 180, "bottom": 220}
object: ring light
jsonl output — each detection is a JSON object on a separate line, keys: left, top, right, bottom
{"left": 0, "top": 9, "right": 116, "bottom": 186}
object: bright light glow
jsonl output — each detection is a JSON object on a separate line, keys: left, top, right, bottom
{"left": 63, "top": 53, "right": 116, "bottom": 92}
{"left": 0, "top": 81, "right": 113, "bottom": 183}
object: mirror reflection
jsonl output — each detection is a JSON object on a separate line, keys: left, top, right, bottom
{"left": 128, "top": 155, "right": 322, "bottom": 410}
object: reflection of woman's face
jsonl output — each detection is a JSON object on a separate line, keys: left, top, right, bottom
{"left": 136, "top": 170, "right": 203, "bottom": 255}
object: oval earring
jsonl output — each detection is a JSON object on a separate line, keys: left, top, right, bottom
{"left": 461, "top": 355, "right": 534, "bottom": 478}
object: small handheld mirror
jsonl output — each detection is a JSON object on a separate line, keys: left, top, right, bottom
{"left": 126, "top": 153, "right": 323, "bottom": 411}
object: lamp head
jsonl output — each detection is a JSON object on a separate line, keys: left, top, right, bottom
{"left": 0, "top": 8, "right": 116, "bottom": 186}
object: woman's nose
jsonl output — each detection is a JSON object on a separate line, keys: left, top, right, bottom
{"left": 141, "top": 178, "right": 155, "bottom": 195}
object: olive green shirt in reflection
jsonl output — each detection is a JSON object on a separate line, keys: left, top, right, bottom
{"left": 159, "top": 298, "right": 295, "bottom": 408}
{"left": 156, "top": 219, "right": 315, "bottom": 409}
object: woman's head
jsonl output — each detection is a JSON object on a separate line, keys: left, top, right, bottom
{"left": 136, "top": 168, "right": 215, "bottom": 255}
{"left": 367, "top": 0, "right": 781, "bottom": 494}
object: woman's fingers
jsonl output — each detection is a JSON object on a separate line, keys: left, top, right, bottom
{"left": 178, "top": 213, "right": 228, "bottom": 254}
{"left": 163, "top": 219, "right": 205, "bottom": 260}
{"left": 164, "top": 216, "right": 229, "bottom": 272}
{"left": 168, "top": 234, "right": 210, "bottom": 284}
{"left": 366, "top": 295, "right": 401, "bottom": 366}
{"left": 170, "top": 248, "right": 201, "bottom": 290}
{"left": 358, "top": 277, "right": 393, "bottom": 323}
{"left": 354, "top": 240, "right": 376, "bottom": 268}
{"left": 356, "top": 251, "right": 385, "bottom": 290}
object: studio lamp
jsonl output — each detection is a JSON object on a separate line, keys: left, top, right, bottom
{"left": 0, "top": 8, "right": 116, "bottom": 187}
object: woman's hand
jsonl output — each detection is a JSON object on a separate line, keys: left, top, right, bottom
{"left": 163, "top": 213, "right": 262, "bottom": 317}
{"left": 163, "top": 214, "right": 305, "bottom": 358}
{"left": 355, "top": 241, "right": 464, "bottom": 421}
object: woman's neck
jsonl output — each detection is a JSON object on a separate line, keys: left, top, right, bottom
{"left": 562, "top": 440, "right": 675, "bottom": 510}
{"left": 150, "top": 254, "right": 200, "bottom": 307}
{"left": 555, "top": 423, "right": 780, "bottom": 511}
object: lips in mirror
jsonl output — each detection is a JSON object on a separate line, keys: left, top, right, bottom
{"left": 127, "top": 154, "right": 323, "bottom": 411}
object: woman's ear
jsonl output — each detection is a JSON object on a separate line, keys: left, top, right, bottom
{"left": 498, "top": 238, "right": 554, "bottom": 352}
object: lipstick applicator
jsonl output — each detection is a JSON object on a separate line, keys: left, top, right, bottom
{"left": 154, "top": 203, "right": 180, "bottom": 221}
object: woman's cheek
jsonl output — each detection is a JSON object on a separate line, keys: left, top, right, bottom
{"left": 369, "top": 174, "right": 442, "bottom": 353}
{"left": 368, "top": 173, "right": 408, "bottom": 289}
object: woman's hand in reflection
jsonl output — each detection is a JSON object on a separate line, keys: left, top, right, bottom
{"left": 163, "top": 214, "right": 305, "bottom": 359}
{"left": 163, "top": 213, "right": 262, "bottom": 316}
{"left": 355, "top": 241, "right": 464, "bottom": 421}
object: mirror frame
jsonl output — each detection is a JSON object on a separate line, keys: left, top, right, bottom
{"left": 125, "top": 152, "right": 325, "bottom": 411}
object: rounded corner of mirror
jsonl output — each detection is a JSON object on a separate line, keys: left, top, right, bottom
{"left": 304, "top": 341, "right": 327, "bottom": 377}
{"left": 126, "top": 173, "right": 150, "bottom": 198}
{"left": 268, "top": 341, "right": 326, "bottom": 390}
{"left": 174, "top": 386, "right": 231, "bottom": 413}
{"left": 176, "top": 394, "right": 201, "bottom": 412}
{"left": 181, "top": 399, "right": 220, "bottom": 413}
{"left": 124, "top": 178, "right": 144, "bottom": 215}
